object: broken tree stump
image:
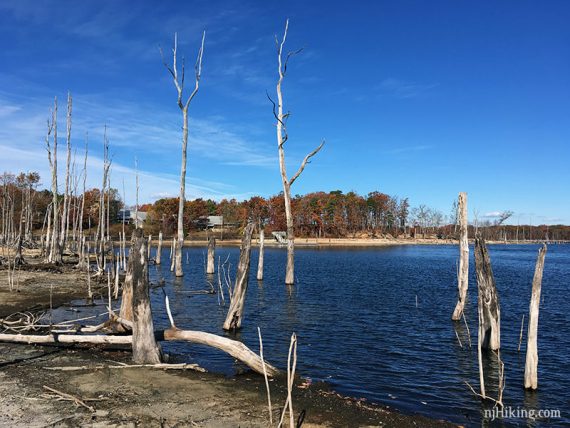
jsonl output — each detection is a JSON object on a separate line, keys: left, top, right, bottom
{"left": 156, "top": 231, "right": 163, "bottom": 265}
{"left": 452, "top": 192, "right": 469, "bottom": 320}
{"left": 130, "top": 229, "right": 162, "bottom": 364}
{"left": 223, "top": 222, "right": 254, "bottom": 331}
{"left": 524, "top": 243, "right": 547, "bottom": 390}
{"left": 206, "top": 236, "right": 215, "bottom": 274}
{"left": 474, "top": 236, "right": 501, "bottom": 351}
{"left": 257, "top": 227, "right": 264, "bottom": 281}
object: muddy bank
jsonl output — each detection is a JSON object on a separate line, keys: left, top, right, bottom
{"left": 1, "top": 256, "right": 457, "bottom": 427}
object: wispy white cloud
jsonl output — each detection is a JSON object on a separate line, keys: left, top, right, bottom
{"left": 377, "top": 78, "right": 438, "bottom": 99}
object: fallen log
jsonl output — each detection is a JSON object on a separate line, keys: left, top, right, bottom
{"left": 0, "top": 329, "right": 279, "bottom": 377}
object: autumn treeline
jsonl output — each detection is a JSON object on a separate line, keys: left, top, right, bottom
{"left": 2, "top": 170, "right": 569, "bottom": 242}
{"left": 0, "top": 171, "right": 121, "bottom": 244}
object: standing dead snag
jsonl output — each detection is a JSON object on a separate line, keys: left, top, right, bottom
{"left": 474, "top": 236, "right": 501, "bottom": 351}
{"left": 130, "top": 229, "right": 162, "bottom": 364}
{"left": 156, "top": 231, "right": 163, "bottom": 265}
{"left": 452, "top": 192, "right": 469, "bottom": 320}
{"left": 161, "top": 32, "right": 205, "bottom": 277}
{"left": 524, "top": 243, "right": 547, "bottom": 390}
{"left": 271, "top": 19, "right": 324, "bottom": 285}
{"left": 206, "top": 236, "right": 215, "bottom": 274}
{"left": 257, "top": 227, "right": 265, "bottom": 281}
{"left": 223, "top": 223, "right": 255, "bottom": 331}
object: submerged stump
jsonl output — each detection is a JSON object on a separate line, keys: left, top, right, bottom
{"left": 452, "top": 192, "right": 469, "bottom": 320}
{"left": 206, "top": 236, "right": 215, "bottom": 274}
{"left": 223, "top": 222, "right": 254, "bottom": 331}
{"left": 474, "top": 235, "right": 501, "bottom": 351}
{"left": 524, "top": 243, "right": 547, "bottom": 390}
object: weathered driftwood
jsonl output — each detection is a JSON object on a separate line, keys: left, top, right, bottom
{"left": 257, "top": 228, "right": 264, "bottom": 281}
{"left": 44, "top": 363, "right": 206, "bottom": 372}
{"left": 524, "top": 243, "right": 547, "bottom": 390}
{"left": 0, "top": 330, "right": 277, "bottom": 377}
{"left": 452, "top": 192, "right": 469, "bottom": 320}
{"left": 0, "top": 333, "right": 131, "bottom": 345}
{"left": 164, "top": 328, "right": 278, "bottom": 376}
{"left": 223, "top": 223, "right": 254, "bottom": 330}
{"left": 206, "top": 236, "right": 215, "bottom": 274}
{"left": 130, "top": 229, "right": 162, "bottom": 364}
{"left": 474, "top": 236, "right": 501, "bottom": 351}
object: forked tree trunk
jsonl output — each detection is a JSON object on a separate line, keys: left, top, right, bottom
{"left": 130, "top": 229, "right": 162, "bottom": 364}
{"left": 156, "top": 231, "right": 163, "bottom": 265}
{"left": 474, "top": 236, "right": 501, "bottom": 351}
{"left": 223, "top": 223, "right": 254, "bottom": 331}
{"left": 257, "top": 228, "right": 264, "bottom": 281}
{"left": 524, "top": 243, "right": 547, "bottom": 390}
{"left": 273, "top": 20, "right": 324, "bottom": 285}
{"left": 206, "top": 236, "right": 215, "bottom": 274}
{"left": 452, "top": 192, "right": 469, "bottom": 320}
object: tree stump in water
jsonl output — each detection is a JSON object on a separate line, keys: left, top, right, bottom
{"left": 257, "top": 228, "right": 264, "bottom": 281}
{"left": 474, "top": 236, "right": 501, "bottom": 351}
{"left": 156, "top": 231, "right": 163, "bottom": 265}
{"left": 223, "top": 222, "right": 254, "bottom": 331}
{"left": 206, "top": 236, "right": 215, "bottom": 274}
{"left": 524, "top": 243, "right": 547, "bottom": 390}
{"left": 130, "top": 229, "right": 162, "bottom": 364}
{"left": 452, "top": 192, "right": 468, "bottom": 320}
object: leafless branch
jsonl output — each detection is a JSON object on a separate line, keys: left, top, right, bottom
{"left": 289, "top": 140, "right": 325, "bottom": 186}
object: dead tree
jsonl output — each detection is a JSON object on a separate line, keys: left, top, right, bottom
{"left": 130, "top": 228, "right": 162, "bottom": 364}
{"left": 156, "top": 231, "right": 163, "bottom": 265}
{"left": 474, "top": 236, "right": 501, "bottom": 351}
{"left": 59, "top": 92, "right": 72, "bottom": 251}
{"left": 257, "top": 226, "right": 265, "bottom": 281}
{"left": 206, "top": 236, "right": 215, "bottom": 274}
{"left": 452, "top": 192, "right": 469, "bottom": 320}
{"left": 223, "top": 222, "right": 254, "bottom": 330}
{"left": 46, "top": 97, "right": 62, "bottom": 264}
{"left": 524, "top": 244, "right": 547, "bottom": 390}
{"left": 161, "top": 32, "right": 205, "bottom": 277}
{"left": 271, "top": 19, "right": 324, "bottom": 285}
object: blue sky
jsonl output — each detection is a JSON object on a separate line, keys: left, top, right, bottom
{"left": 0, "top": 0, "right": 568, "bottom": 224}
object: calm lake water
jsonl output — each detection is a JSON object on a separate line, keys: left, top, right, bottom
{"left": 63, "top": 243, "right": 570, "bottom": 426}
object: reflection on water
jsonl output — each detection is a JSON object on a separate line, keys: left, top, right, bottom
{"left": 57, "top": 243, "right": 570, "bottom": 426}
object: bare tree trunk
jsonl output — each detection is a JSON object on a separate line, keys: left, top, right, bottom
{"left": 272, "top": 20, "right": 324, "bottom": 285}
{"left": 206, "top": 235, "right": 215, "bottom": 274}
{"left": 46, "top": 97, "right": 62, "bottom": 264}
{"left": 257, "top": 227, "right": 264, "bottom": 281}
{"left": 474, "top": 236, "right": 501, "bottom": 351}
{"left": 223, "top": 223, "right": 254, "bottom": 330}
{"left": 59, "top": 92, "right": 72, "bottom": 251}
{"left": 130, "top": 228, "right": 162, "bottom": 364}
{"left": 452, "top": 192, "right": 469, "bottom": 320}
{"left": 524, "top": 243, "right": 547, "bottom": 390}
{"left": 156, "top": 231, "right": 162, "bottom": 265}
{"left": 147, "top": 234, "right": 152, "bottom": 261}
{"left": 161, "top": 32, "right": 205, "bottom": 278}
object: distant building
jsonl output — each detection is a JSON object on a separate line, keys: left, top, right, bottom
{"left": 117, "top": 208, "right": 147, "bottom": 228}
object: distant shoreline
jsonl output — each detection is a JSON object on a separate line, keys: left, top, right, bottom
{"left": 146, "top": 237, "right": 567, "bottom": 248}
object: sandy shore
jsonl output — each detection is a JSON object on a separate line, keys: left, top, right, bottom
{"left": 0, "top": 254, "right": 459, "bottom": 427}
